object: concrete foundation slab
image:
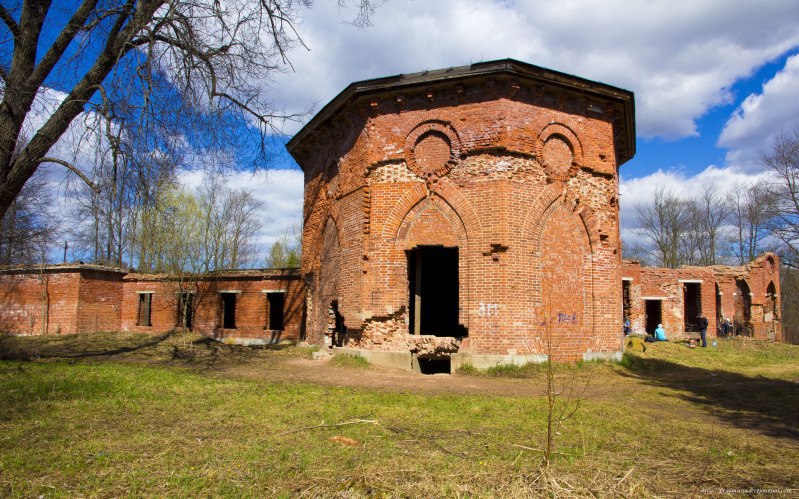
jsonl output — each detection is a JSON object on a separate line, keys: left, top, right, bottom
{"left": 582, "top": 351, "right": 623, "bottom": 362}
{"left": 451, "top": 352, "right": 548, "bottom": 371}
{"left": 332, "top": 347, "right": 414, "bottom": 371}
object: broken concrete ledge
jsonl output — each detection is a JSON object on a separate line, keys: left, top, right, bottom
{"left": 582, "top": 351, "right": 623, "bottom": 362}
{"left": 332, "top": 347, "right": 414, "bottom": 371}
{"left": 450, "top": 352, "right": 548, "bottom": 371}
{"left": 219, "top": 337, "right": 295, "bottom": 347}
{"left": 330, "top": 348, "right": 624, "bottom": 374}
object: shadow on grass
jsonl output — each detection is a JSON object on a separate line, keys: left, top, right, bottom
{"left": 0, "top": 330, "right": 176, "bottom": 360}
{"left": 620, "top": 353, "right": 799, "bottom": 440}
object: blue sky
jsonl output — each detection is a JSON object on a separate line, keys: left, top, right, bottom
{"left": 7, "top": 0, "right": 799, "bottom": 255}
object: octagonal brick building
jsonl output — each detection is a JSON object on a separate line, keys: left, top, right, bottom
{"left": 287, "top": 59, "right": 636, "bottom": 369}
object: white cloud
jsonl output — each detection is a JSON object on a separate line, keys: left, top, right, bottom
{"left": 265, "top": 0, "right": 799, "bottom": 139}
{"left": 618, "top": 165, "right": 774, "bottom": 233}
{"left": 718, "top": 53, "right": 799, "bottom": 169}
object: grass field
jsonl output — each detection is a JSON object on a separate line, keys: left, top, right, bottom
{"left": 0, "top": 332, "right": 797, "bottom": 497}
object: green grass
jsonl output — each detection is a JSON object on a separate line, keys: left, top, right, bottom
{"left": 0, "top": 333, "right": 797, "bottom": 496}
{"left": 330, "top": 353, "right": 369, "bottom": 369}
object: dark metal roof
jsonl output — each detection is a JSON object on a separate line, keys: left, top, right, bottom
{"left": 286, "top": 58, "right": 636, "bottom": 162}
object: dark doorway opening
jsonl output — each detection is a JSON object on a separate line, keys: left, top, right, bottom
{"left": 735, "top": 279, "right": 752, "bottom": 336}
{"left": 266, "top": 292, "right": 285, "bottom": 330}
{"left": 328, "top": 300, "right": 345, "bottom": 347}
{"left": 177, "top": 292, "right": 193, "bottom": 329}
{"left": 407, "top": 246, "right": 462, "bottom": 336}
{"left": 221, "top": 293, "right": 237, "bottom": 329}
{"left": 622, "top": 280, "right": 631, "bottom": 323}
{"left": 644, "top": 300, "right": 662, "bottom": 335}
{"left": 683, "top": 282, "right": 702, "bottom": 332}
{"left": 418, "top": 357, "right": 451, "bottom": 374}
{"left": 766, "top": 281, "right": 777, "bottom": 340}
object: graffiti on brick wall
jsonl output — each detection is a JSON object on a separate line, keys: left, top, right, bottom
{"left": 557, "top": 313, "right": 577, "bottom": 324}
{"left": 478, "top": 302, "right": 499, "bottom": 317}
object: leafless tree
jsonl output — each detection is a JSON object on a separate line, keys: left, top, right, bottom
{"left": 0, "top": 169, "right": 58, "bottom": 264}
{"left": 763, "top": 130, "right": 799, "bottom": 268}
{"left": 634, "top": 187, "right": 690, "bottom": 268}
{"left": 684, "top": 186, "right": 730, "bottom": 265}
{"left": 0, "top": 0, "right": 376, "bottom": 221}
{"left": 727, "top": 179, "right": 778, "bottom": 266}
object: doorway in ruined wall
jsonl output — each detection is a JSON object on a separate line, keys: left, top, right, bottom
{"left": 734, "top": 279, "right": 752, "bottom": 336}
{"left": 407, "top": 246, "right": 462, "bottom": 337}
{"left": 683, "top": 282, "right": 702, "bottom": 332}
{"left": 622, "top": 280, "right": 632, "bottom": 325}
{"left": 765, "top": 281, "right": 777, "bottom": 340}
{"left": 644, "top": 300, "right": 662, "bottom": 335}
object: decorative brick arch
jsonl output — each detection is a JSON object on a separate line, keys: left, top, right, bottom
{"left": 397, "top": 195, "right": 469, "bottom": 249}
{"left": 533, "top": 122, "right": 584, "bottom": 182}
{"left": 404, "top": 120, "right": 462, "bottom": 181}
{"left": 521, "top": 184, "right": 600, "bottom": 251}
{"left": 381, "top": 178, "right": 483, "bottom": 245}
{"left": 313, "top": 211, "right": 344, "bottom": 270}
{"left": 520, "top": 184, "right": 596, "bottom": 332}
{"left": 393, "top": 190, "right": 472, "bottom": 329}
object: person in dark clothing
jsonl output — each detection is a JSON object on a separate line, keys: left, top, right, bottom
{"left": 697, "top": 313, "right": 709, "bottom": 348}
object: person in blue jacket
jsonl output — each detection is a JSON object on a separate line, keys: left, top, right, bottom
{"left": 654, "top": 324, "right": 668, "bottom": 341}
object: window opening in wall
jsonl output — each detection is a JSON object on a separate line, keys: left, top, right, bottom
{"left": 221, "top": 293, "right": 237, "bottom": 329}
{"left": 137, "top": 293, "right": 152, "bottom": 327}
{"left": 683, "top": 282, "right": 702, "bottom": 332}
{"left": 715, "top": 283, "right": 722, "bottom": 326}
{"left": 644, "top": 300, "right": 662, "bottom": 335}
{"left": 407, "top": 246, "right": 463, "bottom": 337}
{"left": 417, "top": 356, "right": 451, "bottom": 374}
{"left": 734, "top": 279, "right": 752, "bottom": 336}
{"left": 266, "top": 292, "right": 285, "bottom": 330}
{"left": 177, "top": 292, "right": 194, "bottom": 329}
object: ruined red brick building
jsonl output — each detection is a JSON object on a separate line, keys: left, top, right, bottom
{"left": 623, "top": 254, "right": 781, "bottom": 341}
{"left": 0, "top": 265, "right": 304, "bottom": 344}
{"left": 287, "top": 59, "right": 781, "bottom": 370}
{"left": 0, "top": 60, "right": 783, "bottom": 368}
{"left": 288, "top": 59, "right": 636, "bottom": 368}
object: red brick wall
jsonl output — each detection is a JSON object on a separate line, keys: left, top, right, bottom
{"left": 622, "top": 254, "right": 781, "bottom": 341}
{"left": 0, "top": 266, "right": 305, "bottom": 343}
{"left": 0, "top": 270, "right": 82, "bottom": 335}
{"left": 121, "top": 271, "right": 305, "bottom": 343}
{"left": 76, "top": 270, "right": 124, "bottom": 333}
{"left": 295, "top": 75, "right": 627, "bottom": 360}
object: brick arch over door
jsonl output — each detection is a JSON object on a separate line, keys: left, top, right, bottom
{"left": 380, "top": 178, "right": 483, "bottom": 244}
{"left": 522, "top": 185, "right": 597, "bottom": 348}
{"left": 394, "top": 194, "right": 470, "bottom": 329}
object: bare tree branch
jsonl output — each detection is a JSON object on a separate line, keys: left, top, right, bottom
{"left": 38, "top": 156, "right": 99, "bottom": 193}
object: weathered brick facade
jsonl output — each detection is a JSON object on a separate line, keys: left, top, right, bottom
{"left": 288, "top": 59, "right": 637, "bottom": 364}
{"left": 0, "top": 265, "right": 305, "bottom": 344}
{"left": 0, "top": 60, "right": 783, "bottom": 367}
{"left": 622, "top": 254, "right": 782, "bottom": 341}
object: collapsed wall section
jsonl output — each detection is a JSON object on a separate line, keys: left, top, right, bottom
{"left": 622, "top": 253, "right": 781, "bottom": 341}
